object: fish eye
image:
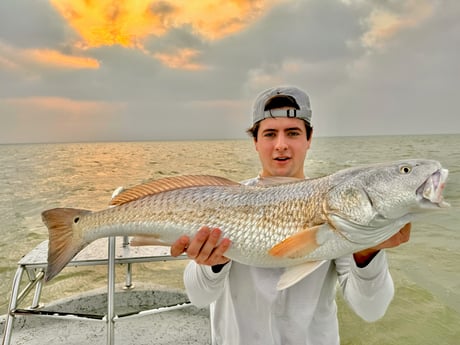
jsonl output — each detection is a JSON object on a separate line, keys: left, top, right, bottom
{"left": 399, "top": 165, "right": 412, "bottom": 174}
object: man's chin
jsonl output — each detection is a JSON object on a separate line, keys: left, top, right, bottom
{"left": 270, "top": 167, "right": 292, "bottom": 177}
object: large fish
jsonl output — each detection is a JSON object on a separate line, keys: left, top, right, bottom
{"left": 42, "top": 159, "right": 449, "bottom": 289}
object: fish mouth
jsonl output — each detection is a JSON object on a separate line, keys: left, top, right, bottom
{"left": 416, "top": 168, "right": 450, "bottom": 208}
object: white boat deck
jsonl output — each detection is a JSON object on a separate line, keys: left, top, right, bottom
{"left": 1, "top": 238, "right": 212, "bottom": 345}
{"left": 1, "top": 286, "right": 211, "bottom": 345}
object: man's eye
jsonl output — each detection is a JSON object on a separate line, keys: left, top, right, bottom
{"left": 263, "top": 132, "right": 275, "bottom": 137}
{"left": 287, "top": 131, "right": 300, "bottom": 136}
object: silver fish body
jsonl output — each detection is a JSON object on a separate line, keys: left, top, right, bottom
{"left": 42, "top": 159, "right": 449, "bottom": 288}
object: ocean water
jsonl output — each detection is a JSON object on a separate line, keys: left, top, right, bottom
{"left": 0, "top": 135, "right": 459, "bottom": 344}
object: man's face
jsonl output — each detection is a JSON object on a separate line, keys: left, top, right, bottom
{"left": 254, "top": 117, "right": 312, "bottom": 179}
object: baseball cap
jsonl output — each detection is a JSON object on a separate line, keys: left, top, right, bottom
{"left": 251, "top": 86, "right": 312, "bottom": 126}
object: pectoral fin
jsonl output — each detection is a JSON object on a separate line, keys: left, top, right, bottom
{"left": 328, "top": 213, "right": 413, "bottom": 246}
{"left": 277, "top": 260, "right": 328, "bottom": 290}
{"left": 269, "top": 226, "right": 321, "bottom": 259}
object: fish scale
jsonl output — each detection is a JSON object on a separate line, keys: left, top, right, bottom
{"left": 41, "top": 159, "right": 450, "bottom": 289}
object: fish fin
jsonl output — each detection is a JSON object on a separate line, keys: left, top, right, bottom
{"left": 41, "top": 208, "right": 91, "bottom": 282}
{"left": 268, "top": 226, "right": 321, "bottom": 258}
{"left": 277, "top": 260, "right": 328, "bottom": 290}
{"left": 110, "top": 175, "right": 240, "bottom": 206}
{"left": 111, "top": 186, "right": 125, "bottom": 199}
{"left": 329, "top": 213, "right": 413, "bottom": 246}
{"left": 130, "top": 235, "right": 170, "bottom": 246}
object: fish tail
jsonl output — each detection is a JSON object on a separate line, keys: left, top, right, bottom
{"left": 41, "top": 208, "right": 91, "bottom": 282}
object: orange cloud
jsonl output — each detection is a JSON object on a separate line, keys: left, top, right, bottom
{"left": 49, "top": 0, "right": 279, "bottom": 69}
{"left": 51, "top": 0, "right": 274, "bottom": 47}
{"left": 362, "top": 0, "right": 435, "bottom": 49}
{"left": 28, "top": 49, "right": 100, "bottom": 69}
{"left": 50, "top": 0, "right": 166, "bottom": 49}
{"left": 5, "top": 96, "right": 121, "bottom": 114}
{"left": 172, "top": 0, "right": 268, "bottom": 41}
{"left": 153, "top": 48, "right": 206, "bottom": 70}
{"left": 0, "top": 40, "right": 98, "bottom": 72}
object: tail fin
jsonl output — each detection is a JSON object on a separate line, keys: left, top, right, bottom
{"left": 41, "top": 208, "right": 91, "bottom": 282}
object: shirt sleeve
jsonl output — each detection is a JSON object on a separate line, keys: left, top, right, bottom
{"left": 183, "top": 260, "right": 232, "bottom": 307}
{"left": 335, "top": 250, "right": 394, "bottom": 322}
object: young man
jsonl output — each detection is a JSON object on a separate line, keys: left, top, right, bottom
{"left": 170, "top": 86, "right": 410, "bottom": 345}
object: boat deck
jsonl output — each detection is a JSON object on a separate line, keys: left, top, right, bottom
{"left": 1, "top": 238, "right": 212, "bottom": 345}
{"left": 1, "top": 286, "right": 211, "bottom": 345}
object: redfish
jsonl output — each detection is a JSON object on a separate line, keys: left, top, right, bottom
{"left": 42, "top": 159, "right": 449, "bottom": 289}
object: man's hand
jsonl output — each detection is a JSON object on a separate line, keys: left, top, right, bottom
{"left": 353, "top": 223, "right": 411, "bottom": 267}
{"left": 170, "top": 226, "right": 231, "bottom": 266}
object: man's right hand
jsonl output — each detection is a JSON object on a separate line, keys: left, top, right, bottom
{"left": 170, "top": 226, "right": 231, "bottom": 267}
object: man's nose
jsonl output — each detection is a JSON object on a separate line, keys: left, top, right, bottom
{"left": 275, "top": 134, "right": 288, "bottom": 150}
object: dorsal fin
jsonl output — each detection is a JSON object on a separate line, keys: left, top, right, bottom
{"left": 109, "top": 175, "right": 240, "bottom": 206}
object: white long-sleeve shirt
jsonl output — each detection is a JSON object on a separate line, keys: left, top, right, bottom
{"left": 183, "top": 177, "right": 395, "bottom": 345}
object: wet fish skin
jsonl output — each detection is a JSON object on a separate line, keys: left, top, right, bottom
{"left": 41, "top": 159, "right": 449, "bottom": 288}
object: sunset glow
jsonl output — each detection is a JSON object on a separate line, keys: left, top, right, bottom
{"left": 0, "top": 0, "right": 456, "bottom": 144}
{"left": 362, "top": 0, "right": 435, "bottom": 49}
{"left": 50, "top": 0, "right": 272, "bottom": 46}
{"left": 153, "top": 48, "right": 205, "bottom": 70}
{"left": 50, "top": 0, "right": 165, "bottom": 48}
{"left": 49, "top": 0, "right": 275, "bottom": 68}
{"left": 29, "top": 49, "right": 100, "bottom": 69}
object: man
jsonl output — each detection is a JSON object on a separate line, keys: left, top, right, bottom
{"left": 171, "top": 86, "right": 410, "bottom": 345}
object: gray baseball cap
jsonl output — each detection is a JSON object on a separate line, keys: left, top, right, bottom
{"left": 251, "top": 86, "right": 312, "bottom": 126}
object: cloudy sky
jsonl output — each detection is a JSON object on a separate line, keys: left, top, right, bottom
{"left": 0, "top": 0, "right": 458, "bottom": 144}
